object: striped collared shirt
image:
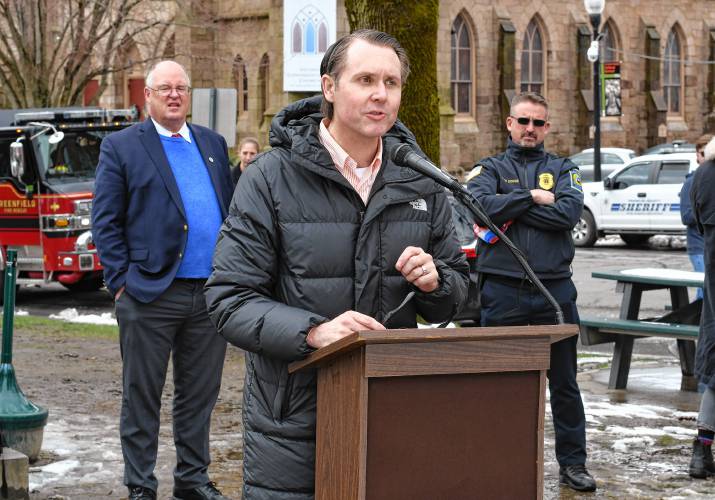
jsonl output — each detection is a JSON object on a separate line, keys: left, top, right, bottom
{"left": 318, "top": 119, "right": 382, "bottom": 204}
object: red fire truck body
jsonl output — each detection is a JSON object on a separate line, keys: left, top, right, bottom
{"left": 0, "top": 108, "right": 137, "bottom": 292}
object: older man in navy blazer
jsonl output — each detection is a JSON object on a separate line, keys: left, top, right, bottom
{"left": 92, "top": 60, "right": 233, "bottom": 500}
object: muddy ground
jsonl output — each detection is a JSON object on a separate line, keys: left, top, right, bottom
{"left": 13, "top": 325, "right": 713, "bottom": 499}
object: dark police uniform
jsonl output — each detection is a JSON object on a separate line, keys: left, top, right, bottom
{"left": 467, "top": 137, "right": 587, "bottom": 467}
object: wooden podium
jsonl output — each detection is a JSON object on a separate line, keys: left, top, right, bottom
{"left": 289, "top": 325, "right": 578, "bottom": 500}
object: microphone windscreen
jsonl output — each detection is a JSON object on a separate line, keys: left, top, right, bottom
{"left": 390, "top": 143, "right": 413, "bottom": 165}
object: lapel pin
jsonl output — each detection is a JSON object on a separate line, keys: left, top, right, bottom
{"left": 208, "top": 157, "right": 214, "bottom": 163}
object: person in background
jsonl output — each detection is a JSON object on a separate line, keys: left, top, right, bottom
{"left": 231, "top": 137, "right": 260, "bottom": 185}
{"left": 468, "top": 92, "right": 596, "bottom": 492}
{"left": 680, "top": 134, "right": 712, "bottom": 300}
{"left": 92, "top": 60, "right": 233, "bottom": 500}
{"left": 689, "top": 135, "right": 715, "bottom": 479}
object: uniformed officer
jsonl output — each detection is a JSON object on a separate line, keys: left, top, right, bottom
{"left": 467, "top": 92, "right": 596, "bottom": 492}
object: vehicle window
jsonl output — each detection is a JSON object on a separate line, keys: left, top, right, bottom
{"left": 612, "top": 162, "right": 654, "bottom": 189}
{"left": 602, "top": 153, "right": 624, "bottom": 164}
{"left": 569, "top": 153, "right": 590, "bottom": 166}
{"left": 579, "top": 167, "right": 594, "bottom": 183}
{"left": 656, "top": 161, "right": 689, "bottom": 184}
{"left": 33, "top": 130, "right": 109, "bottom": 183}
{"left": 0, "top": 137, "right": 15, "bottom": 178}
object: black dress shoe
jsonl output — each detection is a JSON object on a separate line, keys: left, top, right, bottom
{"left": 689, "top": 438, "right": 715, "bottom": 478}
{"left": 128, "top": 486, "right": 157, "bottom": 500}
{"left": 173, "top": 482, "right": 231, "bottom": 500}
{"left": 559, "top": 464, "right": 597, "bottom": 492}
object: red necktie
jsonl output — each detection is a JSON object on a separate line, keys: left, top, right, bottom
{"left": 171, "top": 133, "right": 182, "bottom": 138}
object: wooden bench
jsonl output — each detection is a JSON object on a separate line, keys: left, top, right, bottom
{"left": 580, "top": 317, "right": 699, "bottom": 391}
{"left": 580, "top": 318, "right": 699, "bottom": 341}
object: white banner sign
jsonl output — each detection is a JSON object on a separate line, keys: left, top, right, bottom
{"left": 283, "top": 0, "right": 336, "bottom": 92}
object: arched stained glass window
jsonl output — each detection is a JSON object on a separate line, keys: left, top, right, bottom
{"left": 233, "top": 55, "right": 248, "bottom": 114}
{"left": 450, "top": 15, "right": 473, "bottom": 115}
{"left": 521, "top": 19, "right": 544, "bottom": 94}
{"left": 663, "top": 28, "right": 683, "bottom": 115}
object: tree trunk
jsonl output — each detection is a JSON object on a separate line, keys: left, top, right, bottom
{"left": 344, "top": 0, "right": 440, "bottom": 163}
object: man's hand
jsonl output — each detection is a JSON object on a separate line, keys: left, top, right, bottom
{"left": 531, "top": 189, "right": 555, "bottom": 205}
{"left": 114, "top": 286, "right": 125, "bottom": 301}
{"left": 395, "top": 246, "right": 439, "bottom": 293}
{"left": 306, "top": 311, "right": 385, "bottom": 349}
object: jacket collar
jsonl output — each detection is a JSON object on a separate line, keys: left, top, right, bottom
{"left": 505, "top": 136, "right": 546, "bottom": 161}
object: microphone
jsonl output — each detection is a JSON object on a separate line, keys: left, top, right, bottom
{"left": 390, "top": 144, "right": 464, "bottom": 192}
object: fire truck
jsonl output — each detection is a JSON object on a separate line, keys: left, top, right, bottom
{"left": 0, "top": 107, "right": 137, "bottom": 296}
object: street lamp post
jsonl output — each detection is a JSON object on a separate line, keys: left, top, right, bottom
{"left": 585, "top": 0, "right": 605, "bottom": 182}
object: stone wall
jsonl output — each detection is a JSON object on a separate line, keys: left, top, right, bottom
{"left": 170, "top": 0, "right": 715, "bottom": 167}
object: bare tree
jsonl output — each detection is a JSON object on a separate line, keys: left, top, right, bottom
{"left": 0, "top": 0, "right": 175, "bottom": 108}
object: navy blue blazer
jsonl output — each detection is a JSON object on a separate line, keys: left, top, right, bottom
{"left": 91, "top": 119, "right": 233, "bottom": 303}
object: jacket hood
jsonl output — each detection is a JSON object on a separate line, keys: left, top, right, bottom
{"left": 269, "top": 96, "right": 423, "bottom": 162}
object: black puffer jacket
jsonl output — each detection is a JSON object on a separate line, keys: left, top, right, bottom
{"left": 205, "top": 96, "right": 468, "bottom": 500}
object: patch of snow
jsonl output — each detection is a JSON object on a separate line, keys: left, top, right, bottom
{"left": 40, "top": 458, "right": 80, "bottom": 475}
{"left": 606, "top": 425, "right": 666, "bottom": 437}
{"left": 49, "top": 308, "right": 117, "bottom": 326}
{"left": 577, "top": 356, "right": 611, "bottom": 365}
{"left": 15, "top": 309, "right": 28, "bottom": 316}
{"left": 612, "top": 436, "right": 655, "bottom": 452}
{"left": 585, "top": 401, "right": 673, "bottom": 420}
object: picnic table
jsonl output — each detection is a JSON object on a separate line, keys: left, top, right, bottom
{"left": 579, "top": 268, "right": 703, "bottom": 391}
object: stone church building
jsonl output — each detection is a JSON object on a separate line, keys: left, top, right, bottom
{"left": 112, "top": 1, "right": 715, "bottom": 173}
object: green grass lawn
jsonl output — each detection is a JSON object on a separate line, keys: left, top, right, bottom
{"left": 1, "top": 314, "right": 118, "bottom": 339}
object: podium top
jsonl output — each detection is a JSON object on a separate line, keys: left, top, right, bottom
{"left": 289, "top": 324, "right": 578, "bottom": 373}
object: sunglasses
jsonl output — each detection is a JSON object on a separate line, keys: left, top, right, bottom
{"left": 511, "top": 116, "right": 547, "bottom": 127}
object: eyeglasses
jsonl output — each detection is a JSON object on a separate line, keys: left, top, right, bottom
{"left": 147, "top": 85, "right": 191, "bottom": 97}
{"left": 510, "top": 116, "right": 547, "bottom": 127}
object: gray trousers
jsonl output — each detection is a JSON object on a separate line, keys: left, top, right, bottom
{"left": 698, "top": 387, "right": 715, "bottom": 432}
{"left": 115, "top": 279, "right": 227, "bottom": 491}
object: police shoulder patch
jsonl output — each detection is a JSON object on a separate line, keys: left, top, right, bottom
{"left": 570, "top": 169, "right": 583, "bottom": 192}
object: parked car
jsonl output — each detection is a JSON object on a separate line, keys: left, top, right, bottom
{"left": 643, "top": 140, "right": 695, "bottom": 155}
{"left": 447, "top": 191, "right": 480, "bottom": 326}
{"left": 568, "top": 147, "right": 636, "bottom": 182}
{"left": 572, "top": 152, "right": 698, "bottom": 247}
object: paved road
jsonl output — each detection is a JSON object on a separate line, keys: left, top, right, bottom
{"left": 16, "top": 235, "right": 693, "bottom": 326}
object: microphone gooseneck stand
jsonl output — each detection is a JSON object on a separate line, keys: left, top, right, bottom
{"left": 390, "top": 144, "right": 565, "bottom": 325}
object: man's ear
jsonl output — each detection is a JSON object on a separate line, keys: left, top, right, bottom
{"left": 321, "top": 74, "right": 335, "bottom": 103}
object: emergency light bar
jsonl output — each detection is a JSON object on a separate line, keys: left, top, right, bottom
{"left": 13, "top": 107, "right": 138, "bottom": 125}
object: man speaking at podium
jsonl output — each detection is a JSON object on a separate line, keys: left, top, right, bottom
{"left": 468, "top": 92, "right": 596, "bottom": 492}
{"left": 205, "top": 30, "right": 468, "bottom": 500}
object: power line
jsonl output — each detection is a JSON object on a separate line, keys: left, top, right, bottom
{"left": 603, "top": 46, "right": 715, "bottom": 66}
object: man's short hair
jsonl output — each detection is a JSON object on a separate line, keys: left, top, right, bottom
{"left": 510, "top": 92, "right": 549, "bottom": 117}
{"left": 695, "top": 134, "right": 713, "bottom": 151}
{"left": 239, "top": 137, "right": 260, "bottom": 150}
{"left": 145, "top": 60, "right": 191, "bottom": 88}
{"left": 320, "top": 29, "right": 410, "bottom": 119}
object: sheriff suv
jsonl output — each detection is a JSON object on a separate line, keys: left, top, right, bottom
{"left": 572, "top": 152, "right": 698, "bottom": 247}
